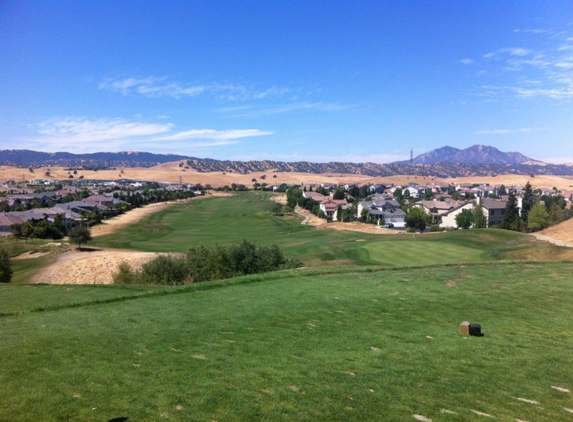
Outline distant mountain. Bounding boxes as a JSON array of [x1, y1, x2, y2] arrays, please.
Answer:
[[398, 145, 543, 165], [1, 147, 571, 178], [0, 150, 195, 168]]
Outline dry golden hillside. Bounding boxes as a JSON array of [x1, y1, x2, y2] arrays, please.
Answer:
[[539, 218, 573, 244], [2, 163, 573, 190]]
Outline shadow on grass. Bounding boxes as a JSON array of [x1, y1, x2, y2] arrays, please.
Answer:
[[75, 246, 102, 252]]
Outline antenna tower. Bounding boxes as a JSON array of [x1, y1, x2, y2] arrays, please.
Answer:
[[410, 148, 413, 165]]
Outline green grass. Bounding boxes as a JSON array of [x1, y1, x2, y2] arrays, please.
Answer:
[[92, 192, 573, 267], [3, 193, 573, 420], [1, 263, 572, 421]]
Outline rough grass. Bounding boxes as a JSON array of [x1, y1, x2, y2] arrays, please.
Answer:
[[1, 262, 572, 421]]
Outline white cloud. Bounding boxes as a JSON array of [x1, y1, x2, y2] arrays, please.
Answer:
[[35, 117, 172, 142], [24, 116, 272, 153], [220, 102, 355, 118], [470, 28, 573, 100], [99, 76, 290, 101], [512, 86, 573, 99], [484, 48, 532, 60], [153, 129, 273, 142], [459, 58, 474, 65], [474, 127, 547, 135]]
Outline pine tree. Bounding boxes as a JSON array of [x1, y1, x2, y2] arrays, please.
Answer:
[[0, 248, 12, 283], [500, 193, 521, 231]]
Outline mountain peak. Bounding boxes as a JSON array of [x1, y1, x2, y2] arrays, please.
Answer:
[[404, 145, 542, 165]]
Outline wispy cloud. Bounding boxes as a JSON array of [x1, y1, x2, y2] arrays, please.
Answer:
[[25, 116, 272, 153], [153, 129, 273, 142], [220, 102, 355, 118], [36, 117, 172, 141], [459, 58, 474, 65], [483, 47, 532, 59], [99, 76, 290, 101], [465, 28, 573, 100], [474, 127, 547, 135]]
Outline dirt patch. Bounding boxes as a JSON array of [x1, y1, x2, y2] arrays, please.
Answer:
[[31, 248, 160, 284]]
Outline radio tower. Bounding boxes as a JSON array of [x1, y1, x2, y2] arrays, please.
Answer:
[[410, 148, 413, 165]]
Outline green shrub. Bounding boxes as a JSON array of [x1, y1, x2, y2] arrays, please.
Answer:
[[112, 261, 137, 285], [139, 254, 189, 285], [113, 240, 302, 285]]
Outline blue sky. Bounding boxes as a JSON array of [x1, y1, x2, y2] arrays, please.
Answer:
[[1, 1, 572, 164]]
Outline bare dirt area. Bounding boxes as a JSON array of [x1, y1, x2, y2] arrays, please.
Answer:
[[31, 248, 160, 284], [539, 218, 573, 244]]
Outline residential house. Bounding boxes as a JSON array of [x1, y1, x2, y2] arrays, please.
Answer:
[[357, 197, 406, 227], [440, 202, 476, 228], [477, 197, 508, 227], [7, 193, 58, 209], [402, 186, 421, 198], [0, 212, 23, 236], [561, 190, 573, 202], [84, 194, 120, 208], [52, 200, 108, 223], [319, 199, 348, 221], [410, 200, 469, 224], [302, 191, 328, 202]]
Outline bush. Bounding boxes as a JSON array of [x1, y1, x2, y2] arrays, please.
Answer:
[[112, 261, 138, 285], [113, 240, 302, 285], [139, 254, 189, 285]]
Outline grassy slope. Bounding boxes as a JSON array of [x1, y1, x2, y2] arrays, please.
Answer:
[[91, 191, 573, 266], [1, 263, 572, 421], [3, 192, 573, 420]]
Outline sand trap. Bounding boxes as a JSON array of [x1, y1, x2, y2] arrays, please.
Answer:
[[31, 248, 160, 284]]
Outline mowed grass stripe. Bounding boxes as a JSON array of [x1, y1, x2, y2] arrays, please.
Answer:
[[1, 262, 572, 421]]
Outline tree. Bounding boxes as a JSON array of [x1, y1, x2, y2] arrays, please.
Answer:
[[286, 188, 303, 209], [69, 225, 92, 249], [521, 181, 536, 222], [336, 206, 342, 222], [360, 208, 370, 223], [472, 205, 488, 228], [332, 189, 345, 200], [0, 248, 12, 283], [341, 206, 354, 222], [405, 207, 431, 232], [527, 203, 550, 232], [500, 192, 521, 231], [455, 209, 473, 229]]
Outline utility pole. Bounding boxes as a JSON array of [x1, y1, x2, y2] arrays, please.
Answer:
[[410, 148, 413, 165]]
